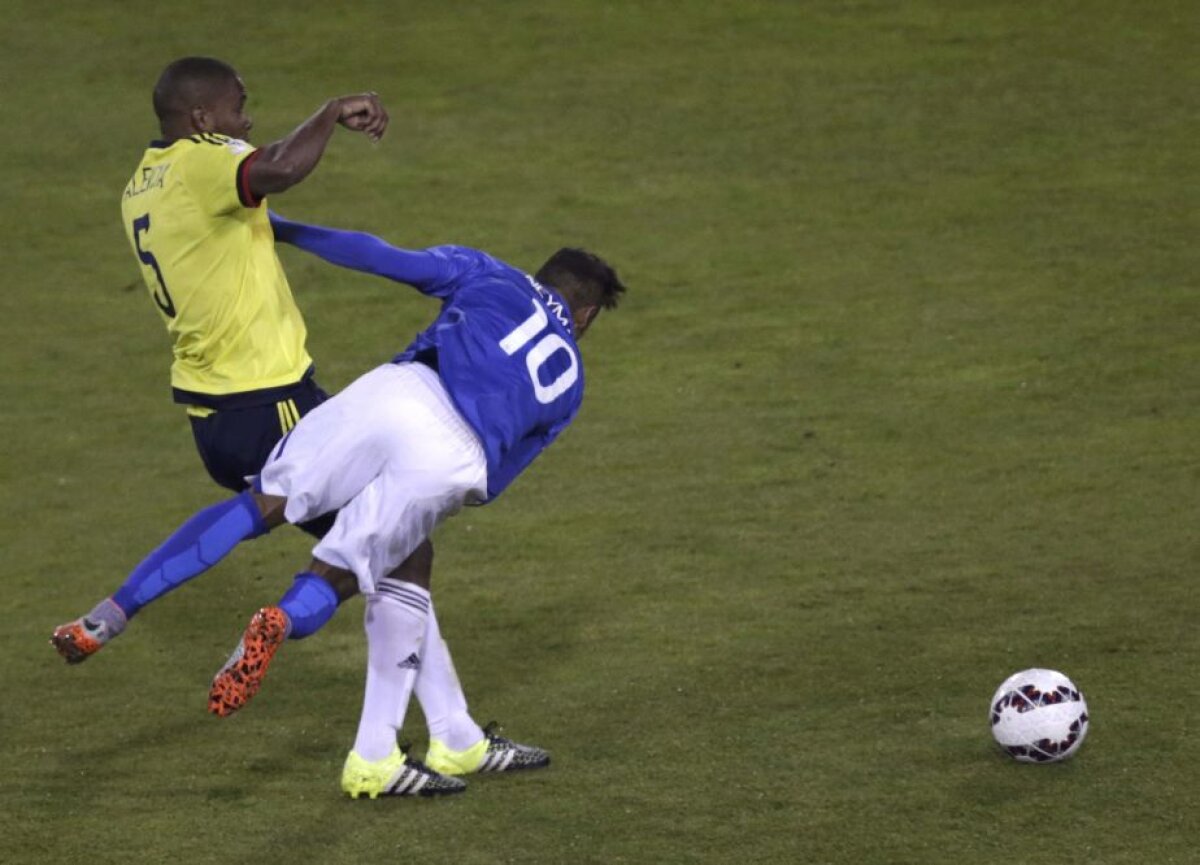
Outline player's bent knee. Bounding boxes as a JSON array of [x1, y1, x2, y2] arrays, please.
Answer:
[[252, 492, 289, 528], [308, 562, 359, 602], [330, 571, 359, 601]]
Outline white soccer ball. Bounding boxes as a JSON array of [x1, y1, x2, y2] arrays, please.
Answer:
[[989, 668, 1089, 763]]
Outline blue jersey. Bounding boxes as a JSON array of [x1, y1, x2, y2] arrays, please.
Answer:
[[268, 214, 583, 499]]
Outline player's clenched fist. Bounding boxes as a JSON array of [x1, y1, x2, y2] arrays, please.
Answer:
[[335, 92, 388, 142]]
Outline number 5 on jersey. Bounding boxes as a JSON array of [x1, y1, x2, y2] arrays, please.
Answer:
[[132, 214, 177, 317], [500, 298, 578, 404]]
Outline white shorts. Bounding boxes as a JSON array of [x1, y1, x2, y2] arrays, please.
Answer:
[[258, 362, 488, 593]]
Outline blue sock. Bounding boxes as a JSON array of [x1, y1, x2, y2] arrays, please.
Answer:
[[112, 491, 268, 618], [278, 572, 339, 639]]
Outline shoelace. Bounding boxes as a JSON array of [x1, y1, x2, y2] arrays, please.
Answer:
[[481, 720, 511, 746]]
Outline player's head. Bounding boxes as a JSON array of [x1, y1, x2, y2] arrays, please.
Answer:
[[535, 248, 626, 337], [153, 57, 253, 141]]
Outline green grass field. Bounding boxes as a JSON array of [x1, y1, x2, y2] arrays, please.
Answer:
[[2, 1, 1197, 862]]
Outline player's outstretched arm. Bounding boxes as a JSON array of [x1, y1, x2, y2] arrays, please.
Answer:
[[269, 212, 445, 289], [247, 93, 388, 199]]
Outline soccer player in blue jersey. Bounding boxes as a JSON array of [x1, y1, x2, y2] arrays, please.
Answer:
[[64, 215, 626, 797]]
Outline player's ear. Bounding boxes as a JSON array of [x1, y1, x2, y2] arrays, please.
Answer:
[[190, 105, 213, 133], [573, 304, 600, 336]]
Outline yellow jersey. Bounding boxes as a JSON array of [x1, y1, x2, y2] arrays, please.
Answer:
[[120, 133, 313, 409]]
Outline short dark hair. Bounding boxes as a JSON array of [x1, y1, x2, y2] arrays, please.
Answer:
[[535, 248, 626, 311], [152, 56, 239, 124]]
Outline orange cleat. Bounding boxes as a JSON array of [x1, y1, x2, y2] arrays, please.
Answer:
[[208, 606, 289, 717], [50, 618, 109, 664], [51, 601, 126, 664]]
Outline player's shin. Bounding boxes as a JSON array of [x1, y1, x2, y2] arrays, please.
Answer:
[[416, 604, 484, 751], [277, 572, 339, 638], [111, 491, 269, 619], [54, 491, 270, 664], [351, 582, 430, 762]]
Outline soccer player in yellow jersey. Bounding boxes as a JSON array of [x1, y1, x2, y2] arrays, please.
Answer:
[[120, 56, 387, 491], [55, 57, 392, 655]]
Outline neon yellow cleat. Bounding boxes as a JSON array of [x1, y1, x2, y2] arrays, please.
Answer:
[[426, 722, 551, 775], [341, 747, 466, 799]]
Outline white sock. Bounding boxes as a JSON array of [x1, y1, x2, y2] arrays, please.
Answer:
[[351, 581, 430, 762], [416, 603, 484, 751]]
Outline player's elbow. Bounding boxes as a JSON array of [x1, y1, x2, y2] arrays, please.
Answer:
[[247, 147, 311, 196]]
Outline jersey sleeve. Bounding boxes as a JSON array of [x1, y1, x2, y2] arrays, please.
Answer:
[[268, 213, 486, 297], [181, 135, 261, 216]]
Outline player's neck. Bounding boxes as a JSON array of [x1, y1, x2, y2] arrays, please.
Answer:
[[158, 120, 197, 143]]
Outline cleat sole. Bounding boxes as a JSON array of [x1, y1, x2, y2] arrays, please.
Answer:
[[208, 607, 288, 717]]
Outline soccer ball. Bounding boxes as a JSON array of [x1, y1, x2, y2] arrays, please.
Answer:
[[989, 668, 1089, 763]]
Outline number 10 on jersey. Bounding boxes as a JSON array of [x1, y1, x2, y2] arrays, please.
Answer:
[[500, 298, 578, 404]]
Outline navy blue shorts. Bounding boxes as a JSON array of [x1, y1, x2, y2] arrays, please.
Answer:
[[189, 377, 334, 538]]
